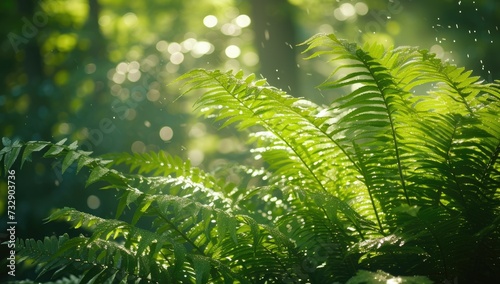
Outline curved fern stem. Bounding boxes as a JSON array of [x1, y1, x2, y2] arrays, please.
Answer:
[[210, 72, 330, 193], [360, 53, 411, 206], [353, 141, 384, 233], [155, 208, 206, 256]]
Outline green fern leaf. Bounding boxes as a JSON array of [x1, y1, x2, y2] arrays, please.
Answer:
[[1, 139, 22, 173], [192, 255, 211, 284], [86, 166, 110, 187], [21, 141, 50, 168]]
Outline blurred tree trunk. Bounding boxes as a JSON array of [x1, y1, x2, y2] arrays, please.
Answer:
[[250, 0, 299, 95], [17, 0, 52, 140], [85, 0, 109, 106], [86, 0, 106, 62]]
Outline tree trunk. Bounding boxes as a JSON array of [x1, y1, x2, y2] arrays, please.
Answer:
[[250, 0, 299, 95], [17, 0, 52, 140]]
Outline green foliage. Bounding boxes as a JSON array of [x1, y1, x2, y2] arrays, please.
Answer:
[[2, 33, 499, 283]]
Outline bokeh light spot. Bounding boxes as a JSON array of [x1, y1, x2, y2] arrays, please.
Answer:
[[116, 62, 128, 74], [235, 14, 251, 28], [188, 149, 204, 166], [170, 52, 184, 65], [191, 41, 214, 58], [355, 2, 369, 15], [112, 72, 126, 84], [159, 126, 174, 141], [203, 15, 218, 28], [167, 42, 182, 54], [181, 38, 197, 51], [430, 44, 445, 58], [126, 108, 137, 120], [221, 23, 241, 36], [127, 70, 141, 82], [319, 24, 334, 34], [123, 12, 138, 27], [225, 45, 241, 58], [340, 3, 356, 17], [128, 61, 140, 71], [85, 63, 96, 74], [131, 140, 146, 153], [98, 15, 111, 26], [57, 123, 71, 135], [242, 51, 259, 66], [334, 9, 347, 21], [147, 89, 161, 102], [156, 40, 168, 52], [87, 195, 101, 210]]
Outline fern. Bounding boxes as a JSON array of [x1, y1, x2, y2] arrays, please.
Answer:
[[2, 33, 499, 283]]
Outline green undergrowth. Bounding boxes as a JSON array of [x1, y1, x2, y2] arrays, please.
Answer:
[[1, 33, 499, 283]]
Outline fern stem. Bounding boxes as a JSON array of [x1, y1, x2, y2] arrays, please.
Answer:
[[480, 142, 500, 199], [211, 73, 330, 193], [444, 117, 467, 206], [363, 58, 411, 206], [357, 157, 384, 233], [156, 209, 206, 256]]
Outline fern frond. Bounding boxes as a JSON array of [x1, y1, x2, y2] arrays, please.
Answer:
[[178, 69, 364, 206], [303, 34, 417, 232], [16, 233, 170, 283]]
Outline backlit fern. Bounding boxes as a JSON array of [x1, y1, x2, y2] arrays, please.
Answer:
[[1, 33, 499, 283]]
